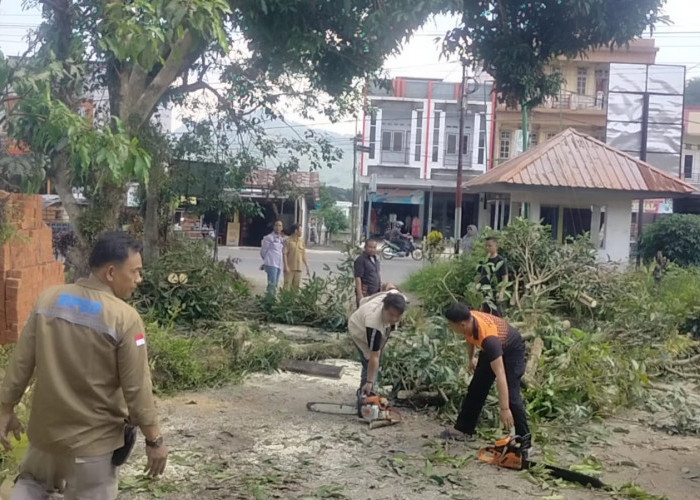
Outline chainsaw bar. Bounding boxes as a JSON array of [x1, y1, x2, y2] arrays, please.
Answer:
[[306, 401, 358, 416], [525, 461, 606, 489]]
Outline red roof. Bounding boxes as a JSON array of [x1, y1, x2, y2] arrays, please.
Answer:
[[466, 129, 696, 196]]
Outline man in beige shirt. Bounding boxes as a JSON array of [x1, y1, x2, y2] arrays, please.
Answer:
[[283, 224, 310, 290], [0, 231, 167, 500], [348, 288, 406, 400]]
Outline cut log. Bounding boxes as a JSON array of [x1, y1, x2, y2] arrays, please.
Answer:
[[523, 337, 545, 387], [578, 293, 598, 308], [288, 339, 357, 360], [278, 360, 344, 379], [369, 419, 399, 430]]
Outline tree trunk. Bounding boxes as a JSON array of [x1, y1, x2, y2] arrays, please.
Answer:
[[143, 160, 166, 263], [52, 162, 125, 279]]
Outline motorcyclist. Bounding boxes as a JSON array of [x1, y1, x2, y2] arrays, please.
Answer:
[[386, 222, 411, 255]]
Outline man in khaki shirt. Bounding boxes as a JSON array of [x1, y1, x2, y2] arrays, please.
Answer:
[[0, 231, 168, 500], [283, 224, 310, 290]]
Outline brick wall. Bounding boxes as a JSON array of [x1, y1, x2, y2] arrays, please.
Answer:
[[0, 192, 64, 344]]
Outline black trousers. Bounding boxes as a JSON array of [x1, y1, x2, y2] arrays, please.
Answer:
[[454, 342, 530, 437]]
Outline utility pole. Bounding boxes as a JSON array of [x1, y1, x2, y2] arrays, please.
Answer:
[[636, 93, 650, 266], [351, 133, 358, 246], [454, 65, 479, 249]]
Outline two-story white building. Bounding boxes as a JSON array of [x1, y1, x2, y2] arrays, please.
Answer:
[[358, 77, 492, 239]]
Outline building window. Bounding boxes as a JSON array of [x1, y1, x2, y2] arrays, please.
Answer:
[[369, 112, 377, 159], [529, 132, 538, 148], [478, 114, 486, 164], [461, 134, 470, 156], [432, 112, 441, 162], [393, 131, 403, 152], [414, 111, 423, 161], [381, 131, 392, 151], [594, 68, 609, 91], [446, 134, 457, 155], [545, 132, 557, 141], [381, 131, 405, 152], [577, 68, 588, 95], [685, 154, 694, 179], [500, 130, 512, 159]]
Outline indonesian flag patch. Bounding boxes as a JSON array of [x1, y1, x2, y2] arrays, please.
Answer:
[[135, 333, 146, 347]]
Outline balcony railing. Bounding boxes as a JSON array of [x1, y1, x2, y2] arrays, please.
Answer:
[[376, 148, 480, 169], [379, 148, 410, 166], [497, 92, 607, 112]]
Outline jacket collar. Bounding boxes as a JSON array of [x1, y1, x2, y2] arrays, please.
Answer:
[[77, 275, 116, 296]]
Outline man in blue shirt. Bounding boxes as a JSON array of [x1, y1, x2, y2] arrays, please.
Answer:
[[260, 220, 285, 295]]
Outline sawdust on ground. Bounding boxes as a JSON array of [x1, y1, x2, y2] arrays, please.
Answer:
[[118, 360, 700, 500]]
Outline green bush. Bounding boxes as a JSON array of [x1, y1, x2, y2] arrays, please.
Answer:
[[640, 214, 700, 266], [260, 243, 358, 331], [146, 321, 292, 393], [603, 265, 700, 341], [132, 240, 251, 324], [261, 275, 351, 331], [403, 253, 484, 313]]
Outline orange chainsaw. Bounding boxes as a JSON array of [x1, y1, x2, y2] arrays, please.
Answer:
[[306, 394, 403, 429], [477, 434, 605, 489]]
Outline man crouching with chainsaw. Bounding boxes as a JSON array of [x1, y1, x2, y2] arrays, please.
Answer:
[[348, 286, 407, 412], [440, 302, 530, 442]]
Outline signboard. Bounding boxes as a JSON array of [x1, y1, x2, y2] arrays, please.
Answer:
[[606, 63, 685, 176], [631, 198, 673, 214], [369, 189, 424, 205]]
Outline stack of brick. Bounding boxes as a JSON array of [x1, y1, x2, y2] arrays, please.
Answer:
[[0, 192, 64, 344]]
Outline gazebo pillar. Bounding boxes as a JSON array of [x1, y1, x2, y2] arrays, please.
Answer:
[[529, 200, 541, 223], [590, 205, 602, 248]]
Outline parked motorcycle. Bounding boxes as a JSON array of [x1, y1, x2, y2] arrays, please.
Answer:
[[381, 237, 423, 261]]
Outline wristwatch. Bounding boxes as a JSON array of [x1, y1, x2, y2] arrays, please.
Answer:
[[145, 436, 164, 448]]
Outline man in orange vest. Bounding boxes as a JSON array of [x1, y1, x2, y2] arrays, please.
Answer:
[[439, 302, 529, 441]]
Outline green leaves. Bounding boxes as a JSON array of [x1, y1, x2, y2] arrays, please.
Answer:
[[99, 0, 231, 70], [443, 0, 666, 107]]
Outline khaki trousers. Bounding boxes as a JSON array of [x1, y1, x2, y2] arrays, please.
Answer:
[[10, 445, 118, 500], [284, 270, 302, 289]]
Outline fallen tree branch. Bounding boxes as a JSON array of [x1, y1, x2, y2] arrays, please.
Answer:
[[664, 366, 700, 380], [670, 354, 700, 367], [523, 337, 544, 387]]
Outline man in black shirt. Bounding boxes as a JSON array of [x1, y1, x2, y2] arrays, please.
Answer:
[[354, 240, 381, 307], [478, 237, 509, 317]]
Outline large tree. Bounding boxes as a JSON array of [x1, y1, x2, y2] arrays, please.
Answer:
[[1, 0, 668, 268], [1, 0, 446, 268], [686, 78, 700, 107]]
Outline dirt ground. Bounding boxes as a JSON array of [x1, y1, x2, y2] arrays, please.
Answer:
[[118, 359, 700, 500]]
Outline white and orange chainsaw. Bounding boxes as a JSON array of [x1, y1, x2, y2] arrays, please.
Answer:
[[306, 393, 403, 430]]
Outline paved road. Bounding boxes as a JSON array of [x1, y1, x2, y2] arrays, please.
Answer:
[[218, 246, 426, 293]]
